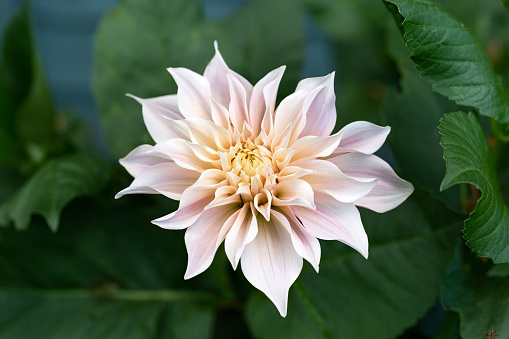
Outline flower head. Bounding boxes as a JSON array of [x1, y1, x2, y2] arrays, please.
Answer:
[[116, 42, 414, 316]]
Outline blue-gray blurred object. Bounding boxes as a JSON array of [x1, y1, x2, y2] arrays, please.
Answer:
[[0, 0, 333, 154]]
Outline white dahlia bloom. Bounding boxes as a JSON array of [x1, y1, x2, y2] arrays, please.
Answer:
[[116, 42, 413, 316]]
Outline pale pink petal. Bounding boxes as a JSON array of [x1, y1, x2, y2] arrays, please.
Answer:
[[203, 41, 253, 108], [210, 98, 231, 131], [254, 188, 272, 221], [241, 214, 303, 317], [119, 144, 167, 177], [184, 204, 240, 279], [272, 179, 315, 209], [151, 139, 217, 172], [167, 67, 212, 120], [249, 66, 285, 136], [333, 121, 390, 155], [295, 159, 377, 203], [183, 118, 224, 150], [115, 162, 199, 200], [128, 94, 185, 143], [290, 130, 343, 162], [272, 208, 321, 272], [296, 73, 336, 137], [273, 86, 323, 143], [293, 192, 368, 258], [330, 153, 414, 212], [228, 74, 250, 132], [225, 203, 258, 270]]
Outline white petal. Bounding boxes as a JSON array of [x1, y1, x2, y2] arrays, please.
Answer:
[[210, 98, 231, 131], [272, 179, 315, 209], [115, 162, 199, 200], [290, 130, 343, 162], [152, 186, 216, 230], [296, 72, 336, 137], [128, 94, 184, 143], [241, 214, 303, 317], [225, 203, 258, 270], [119, 144, 167, 177], [330, 153, 414, 212], [333, 121, 390, 154], [184, 204, 239, 279], [272, 208, 321, 272], [249, 66, 285, 136], [151, 139, 217, 172], [292, 192, 369, 258], [203, 41, 253, 108], [295, 159, 377, 203], [168, 67, 212, 120], [228, 74, 250, 132]]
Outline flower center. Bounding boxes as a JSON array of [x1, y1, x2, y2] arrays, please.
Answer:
[[232, 148, 264, 177]]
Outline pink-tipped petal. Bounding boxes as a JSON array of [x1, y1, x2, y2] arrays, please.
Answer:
[[184, 204, 240, 279], [293, 192, 369, 259], [115, 162, 199, 200], [225, 203, 258, 270], [204, 41, 253, 108], [297, 73, 336, 137], [296, 159, 377, 203], [241, 214, 303, 317], [168, 67, 212, 120], [272, 208, 321, 272], [249, 66, 285, 136], [119, 144, 167, 177], [330, 153, 414, 212], [334, 121, 390, 154]]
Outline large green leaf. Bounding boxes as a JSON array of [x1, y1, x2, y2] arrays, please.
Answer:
[[0, 153, 112, 231], [93, 0, 305, 159], [0, 202, 217, 338], [246, 188, 462, 339], [439, 112, 509, 263], [442, 270, 509, 339], [0, 1, 56, 163], [384, 0, 509, 122]]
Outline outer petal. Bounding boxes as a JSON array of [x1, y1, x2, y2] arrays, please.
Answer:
[[204, 41, 253, 108], [241, 214, 303, 317], [184, 204, 240, 279], [330, 153, 414, 212], [293, 192, 369, 258], [115, 162, 199, 200], [228, 75, 250, 132], [296, 72, 336, 137], [295, 159, 377, 203], [272, 179, 315, 209], [224, 203, 258, 270], [272, 208, 321, 272], [249, 66, 285, 136], [128, 94, 185, 143], [167, 67, 212, 120], [119, 144, 167, 177], [333, 121, 390, 155], [151, 139, 219, 172]]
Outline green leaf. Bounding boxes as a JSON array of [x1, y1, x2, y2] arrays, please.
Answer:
[[0, 2, 56, 164], [439, 112, 509, 263], [488, 263, 509, 277], [0, 153, 112, 231], [246, 188, 462, 339], [442, 270, 509, 339], [0, 203, 217, 338], [0, 291, 215, 339], [384, 0, 509, 122]]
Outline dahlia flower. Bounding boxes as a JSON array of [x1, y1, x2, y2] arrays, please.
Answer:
[[116, 42, 413, 316]]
